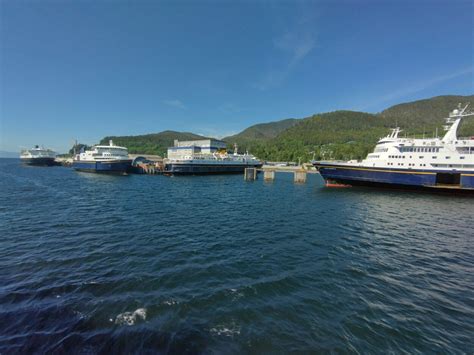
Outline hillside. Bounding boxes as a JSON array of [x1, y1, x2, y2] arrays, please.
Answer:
[[100, 131, 208, 156], [223, 118, 299, 145], [242, 111, 388, 162], [228, 95, 474, 162], [380, 95, 474, 135]]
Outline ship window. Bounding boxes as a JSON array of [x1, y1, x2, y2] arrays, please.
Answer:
[[419, 156, 424, 159], [446, 157, 450, 159], [432, 156, 437, 159], [461, 157, 465, 160]]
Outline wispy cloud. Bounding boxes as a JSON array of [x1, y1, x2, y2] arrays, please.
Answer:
[[163, 99, 186, 109], [254, 7, 318, 91], [273, 31, 316, 68], [361, 66, 474, 111]]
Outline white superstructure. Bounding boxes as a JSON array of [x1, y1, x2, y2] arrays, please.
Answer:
[[345, 104, 474, 171], [74, 140, 130, 162]]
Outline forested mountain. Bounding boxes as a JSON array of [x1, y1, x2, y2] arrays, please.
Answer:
[[226, 95, 474, 162], [380, 95, 474, 133], [92, 95, 474, 161], [99, 131, 208, 156], [223, 118, 299, 144]]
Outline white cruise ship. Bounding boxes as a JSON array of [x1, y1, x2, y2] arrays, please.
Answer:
[[313, 104, 474, 191], [20, 146, 57, 166], [164, 139, 262, 175]]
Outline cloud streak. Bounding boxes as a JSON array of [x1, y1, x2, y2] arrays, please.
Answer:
[[273, 31, 316, 68], [163, 99, 186, 109], [254, 8, 318, 91], [362, 66, 474, 111]]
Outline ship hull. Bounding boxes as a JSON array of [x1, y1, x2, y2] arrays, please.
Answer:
[[313, 162, 474, 192], [72, 160, 132, 174], [21, 157, 57, 166], [164, 162, 263, 175]]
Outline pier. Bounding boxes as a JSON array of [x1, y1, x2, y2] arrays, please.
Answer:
[[245, 164, 319, 183]]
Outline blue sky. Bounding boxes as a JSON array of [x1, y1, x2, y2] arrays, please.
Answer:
[[1, 0, 473, 153]]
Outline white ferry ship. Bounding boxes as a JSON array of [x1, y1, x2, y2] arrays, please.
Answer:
[[20, 145, 57, 166], [313, 104, 474, 192], [164, 139, 262, 175], [72, 140, 132, 174]]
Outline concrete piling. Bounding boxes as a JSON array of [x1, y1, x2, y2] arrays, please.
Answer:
[[244, 168, 257, 181], [294, 170, 307, 183], [264, 170, 275, 182]]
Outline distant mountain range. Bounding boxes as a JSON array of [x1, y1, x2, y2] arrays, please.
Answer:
[[95, 94, 474, 161]]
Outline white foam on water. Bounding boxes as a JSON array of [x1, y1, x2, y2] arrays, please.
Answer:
[[210, 321, 241, 337], [114, 307, 147, 326], [163, 300, 178, 306], [73, 310, 86, 319], [228, 288, 244, 301]]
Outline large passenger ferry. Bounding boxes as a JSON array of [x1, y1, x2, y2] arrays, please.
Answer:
[[164, 139, 262, 175], [72, 140, 132, 174], [20, 146, 57, 166], [313, 104, 474, 192]]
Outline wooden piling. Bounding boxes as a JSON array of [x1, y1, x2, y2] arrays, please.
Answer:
[[244, 168, 257, 181], [294, 170, 307, 183]]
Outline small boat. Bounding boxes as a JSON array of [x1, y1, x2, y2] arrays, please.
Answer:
[[72, 140, 132, 174], [20, 145, 57, 166], [313, 104, 474, 192], [164, 139, 262, 175]]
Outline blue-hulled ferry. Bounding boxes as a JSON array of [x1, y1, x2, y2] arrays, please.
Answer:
[[313, 104, 474, 192], [72, 140, 132, 174]]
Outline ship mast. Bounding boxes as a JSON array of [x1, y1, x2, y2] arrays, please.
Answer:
[[442, 103, 474, 142]]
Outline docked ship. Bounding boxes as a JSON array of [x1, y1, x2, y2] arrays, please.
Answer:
[[164, 139, 262, 175], [313, 104, 474, 192], [72, 140, 132, 174], [20, 145, 57, 166]]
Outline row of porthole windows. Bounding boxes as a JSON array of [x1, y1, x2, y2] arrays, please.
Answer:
[[389, 155, 455, 160], [387, 162, 427, 167], [400, 147, 440, 153]]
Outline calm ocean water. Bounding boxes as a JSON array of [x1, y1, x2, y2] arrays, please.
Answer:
[[0, 158, 473, 353]]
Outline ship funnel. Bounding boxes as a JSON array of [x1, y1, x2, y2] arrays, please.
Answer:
[[109, 140, 113, 146]]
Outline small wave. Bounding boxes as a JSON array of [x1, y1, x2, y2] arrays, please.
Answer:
[[113, 308, 147, 326], [163, 300, 178, 306], [210, 322, 241, 337]]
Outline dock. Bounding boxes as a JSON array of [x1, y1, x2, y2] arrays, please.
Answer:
[[245, 164, 319, 183]]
